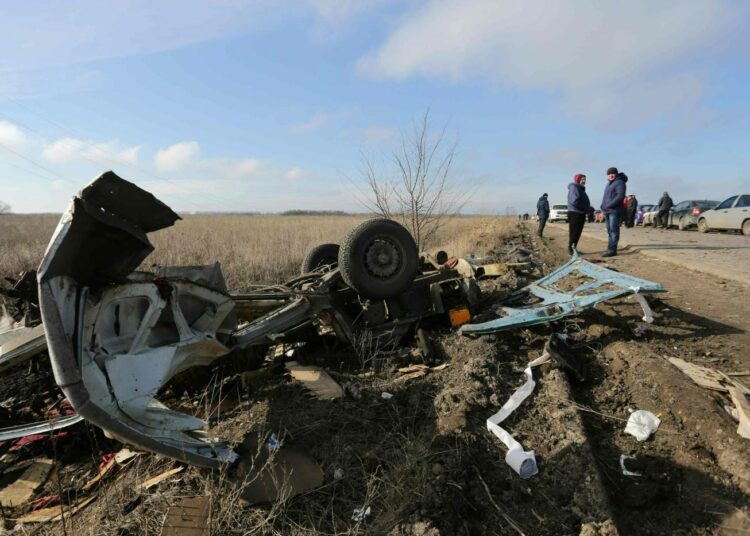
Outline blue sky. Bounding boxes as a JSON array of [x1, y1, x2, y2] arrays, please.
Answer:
[[0, 0, 748, 214]]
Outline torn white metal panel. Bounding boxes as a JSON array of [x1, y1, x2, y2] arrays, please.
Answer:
[[38, 171, 238, 468]]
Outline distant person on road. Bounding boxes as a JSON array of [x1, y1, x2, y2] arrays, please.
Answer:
[[567, 173, 590, 254], [536, 193, 550, 237], [656, 191, 674, 229], [600, 167, 627, 257], [625, 194, 638, 228]]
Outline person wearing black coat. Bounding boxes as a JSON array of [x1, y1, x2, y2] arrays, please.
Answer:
[[600, 167, 627, 257], [536, 193, 550, 237], [567, 174, 590, 254], [625, 194, 638, 228], [656, 192, 674, 229]]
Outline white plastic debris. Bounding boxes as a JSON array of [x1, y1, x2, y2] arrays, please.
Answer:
[[624, 410, 661, 441], [486, 352, 551, 479], [629, 287, 654, 323], [619, 455, 642, 477], [352, 506, 371, 522], [334, 467, 345, 480], [381, 392, 393, 400]]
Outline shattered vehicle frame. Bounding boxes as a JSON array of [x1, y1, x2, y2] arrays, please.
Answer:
[[38, 172, 480, 468], [460, 253, 665, 335]]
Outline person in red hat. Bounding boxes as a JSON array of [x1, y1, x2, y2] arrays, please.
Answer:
[[567, 173, 590, 254]]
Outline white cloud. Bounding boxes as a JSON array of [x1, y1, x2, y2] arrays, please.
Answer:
[[284, 167, 306, 180], [290, 112, 329, 133], [155, 141, 200, 172], [307, 0, 394, 39], [155, 141, 262, 179], [0, 121, 28, 151], [358, 0, 742, 126], [361, 126, 397, 144], [42, 137, 141, 166]]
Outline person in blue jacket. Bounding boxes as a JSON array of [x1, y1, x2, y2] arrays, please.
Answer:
[[567, 173, 590, 254], [536, 193, 550, 237], [600, 168, 628, 257]]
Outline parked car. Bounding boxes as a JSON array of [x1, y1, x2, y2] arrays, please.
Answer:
[[668, 200, 720, 230], [636, 204, 654, 225], [642, 206, 661, 227], [549, 204, 568, 223], [697, 194, 750, 235]]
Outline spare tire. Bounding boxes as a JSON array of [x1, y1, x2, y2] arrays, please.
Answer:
[[339, 219, 418, 300], [300, 243, 340, 274]]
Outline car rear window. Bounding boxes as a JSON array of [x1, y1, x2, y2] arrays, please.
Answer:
[[552, 205, 567, 210], [695, 200, 719, 208]]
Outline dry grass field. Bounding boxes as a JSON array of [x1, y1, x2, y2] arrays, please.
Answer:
[[0, 214, 515, 288]]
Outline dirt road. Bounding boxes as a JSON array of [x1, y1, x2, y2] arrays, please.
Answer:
[[547, 222, 750, 286]]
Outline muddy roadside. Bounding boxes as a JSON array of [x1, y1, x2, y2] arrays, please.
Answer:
[[2, 219, 748, 535], [538, 224, 750, 535]]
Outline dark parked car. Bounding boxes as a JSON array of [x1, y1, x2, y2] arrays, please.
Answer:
[[669, 200, 720, 230]]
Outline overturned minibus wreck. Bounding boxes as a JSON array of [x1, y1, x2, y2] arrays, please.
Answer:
[[37, 172, 665, 469], [37, 172, 482, 467]]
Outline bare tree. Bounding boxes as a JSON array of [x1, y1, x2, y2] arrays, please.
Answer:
[[360, 110, 473, 251], [0, 201, 10, 215]]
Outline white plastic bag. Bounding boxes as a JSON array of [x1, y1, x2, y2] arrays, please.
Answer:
[[624, 410, 660, 441]]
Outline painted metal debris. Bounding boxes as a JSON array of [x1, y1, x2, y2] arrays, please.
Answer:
[[461, 252, 665, 335]]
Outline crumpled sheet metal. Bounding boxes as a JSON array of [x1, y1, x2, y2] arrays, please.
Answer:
[[461, 253, 665, 335], [38, 171, 237, 468]]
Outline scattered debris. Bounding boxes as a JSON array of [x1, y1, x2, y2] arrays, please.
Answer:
[[160, 496, 210, 536], [461, 252, 665, 335], [15, 495, 96, 524], [0, 458, 54, 507], [381, 392, 393, 400], [545, 333, 586, 382], [82, 453, 118, 491], [728, 386, 750, 439], [234, 433, 323, 505], [669, 357, 728, 391], [352, 506, 372, 522], [286, 361, 344, 400], [334, 467, 344, 480], [624, 410, 661, 442], [486, 352, 551, 479], [138, 466, 185, 491], [619, 455, 642, 477]]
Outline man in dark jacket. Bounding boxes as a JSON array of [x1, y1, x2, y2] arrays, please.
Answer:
[[625, 194, 638, 228], [656, 192, 673, 229], [536, 193, 549, 237], [600, 167, 627, 257], [567, 173, 590, 254]]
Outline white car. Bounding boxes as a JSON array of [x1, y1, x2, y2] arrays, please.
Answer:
[[697, 194, 750, 235], [549, 204, 568, 223]]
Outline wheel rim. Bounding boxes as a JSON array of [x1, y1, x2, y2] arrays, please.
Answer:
[[364, 238, 401, 278]]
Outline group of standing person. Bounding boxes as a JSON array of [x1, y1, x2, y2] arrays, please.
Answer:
[[536, 166, 629, 257]]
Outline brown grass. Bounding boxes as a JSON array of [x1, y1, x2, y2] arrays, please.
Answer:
[[0, 214, 517, 289]]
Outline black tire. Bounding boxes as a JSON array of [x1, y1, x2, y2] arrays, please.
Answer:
[[300, 243, 340, 274], [338, 219, 418, 300]]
